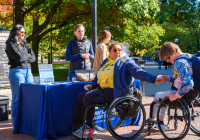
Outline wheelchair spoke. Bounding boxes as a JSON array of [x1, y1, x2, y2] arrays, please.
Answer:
[[190, 104, 200, 135], [157, 98, 190, 140], [106, 97, 146, 140]]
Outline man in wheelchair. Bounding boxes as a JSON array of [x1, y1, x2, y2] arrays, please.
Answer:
[[148, 42, 199, 131], [72, 42, 163, 138]]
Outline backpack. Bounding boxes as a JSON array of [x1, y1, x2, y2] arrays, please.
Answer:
[[117, 86, 143, 118], [191, 51, 200, 94]]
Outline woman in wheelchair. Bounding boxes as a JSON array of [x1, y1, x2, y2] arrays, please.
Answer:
[[148, 42, 199, 131], [72, 42, 162, 138]]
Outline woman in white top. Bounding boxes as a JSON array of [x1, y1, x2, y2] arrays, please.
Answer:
[[93, 30, 111, 70]]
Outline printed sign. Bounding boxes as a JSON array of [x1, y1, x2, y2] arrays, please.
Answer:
[[0, 30, 10, 85], [38, 64, 54, 83], [122, 43, 129, 56]]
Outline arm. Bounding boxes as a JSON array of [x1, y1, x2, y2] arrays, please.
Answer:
[[65, 41, 82, 61], [26, 44, 35, 63], [127, 60, 156, 83], [6, 41, 30, 63], [89, 41, 94, 60], [174, 60, 193, 97]]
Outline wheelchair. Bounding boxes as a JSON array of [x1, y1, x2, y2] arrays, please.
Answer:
[[147, 96, 200, 140], [73, 95, 146, 140]]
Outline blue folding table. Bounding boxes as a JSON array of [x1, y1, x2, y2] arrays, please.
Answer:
[[14, 80, 140, 140]]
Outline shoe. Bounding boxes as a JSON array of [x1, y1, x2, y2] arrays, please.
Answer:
[[72, 126, 97, 138], [153, 121, 170, 130], [159, 121, 170, 130]]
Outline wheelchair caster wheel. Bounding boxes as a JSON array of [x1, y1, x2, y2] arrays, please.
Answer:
[[174, 121, 178, 130], [85, 137, 93, 140], [147, 127, 151, 135]]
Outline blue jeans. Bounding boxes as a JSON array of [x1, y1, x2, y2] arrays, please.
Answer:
[[9, 68, 33, 125], [68, 72, 76, 81], [158, 62, 162, 69]]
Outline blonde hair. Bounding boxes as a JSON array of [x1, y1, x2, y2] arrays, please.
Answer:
[[98, 30, 111, 43], [159, 42, 182, 60], [74, 24, 85, 32]]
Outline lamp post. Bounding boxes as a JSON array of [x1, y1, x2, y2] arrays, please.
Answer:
[[92, 0, 97, 54]]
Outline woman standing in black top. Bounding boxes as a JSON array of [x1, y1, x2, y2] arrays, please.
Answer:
[[5, 24, 35, 129]]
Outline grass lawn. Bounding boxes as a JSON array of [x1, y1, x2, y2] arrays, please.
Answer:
[[33, 63, 70, 81]]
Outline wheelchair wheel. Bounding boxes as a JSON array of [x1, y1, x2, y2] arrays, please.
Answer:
[[93, 119, 124, 132], [157, 98, 191, 140], [93, 98, 124, 132], [106, 96, 146, 140], [190, 101, 200, 135]]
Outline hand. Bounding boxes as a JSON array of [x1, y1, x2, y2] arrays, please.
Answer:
[[81, 54, 86, 59], [82, 53, 90, 59], [85, 54, 90, 59], [161, 75, 168, 82], [155, 75, 163, 84], [167, 93, 178, 101], [28, 53, 31, 57], [84, 84, 92, 91]]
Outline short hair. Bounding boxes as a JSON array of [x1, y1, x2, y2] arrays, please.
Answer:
[[6, 24, 27, 47], [98, 30, 111, 43], [108, 42, 122, 51], [74, 24, 85, 32], [159, 42, 182, 60]]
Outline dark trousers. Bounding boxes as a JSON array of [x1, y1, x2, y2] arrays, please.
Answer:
[[73, 88, 114, 128]]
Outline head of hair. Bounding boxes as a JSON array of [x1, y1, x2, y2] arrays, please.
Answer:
[[6, 24, 27, 46], [159, 42, 182, 60], [74, 24, 85, 32], [98, 30, 111, 43], [108, 42, 122, 52]]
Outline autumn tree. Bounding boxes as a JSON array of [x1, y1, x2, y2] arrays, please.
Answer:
[[0, 0, 13, 28]]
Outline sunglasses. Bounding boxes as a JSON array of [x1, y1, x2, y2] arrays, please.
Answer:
[[164, 54, 171, 61], [113, 48, 122, 53], [18, 31, 26, 34]]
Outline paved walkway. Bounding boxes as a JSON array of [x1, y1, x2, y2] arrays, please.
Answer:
[[0, 61, 199, 140]]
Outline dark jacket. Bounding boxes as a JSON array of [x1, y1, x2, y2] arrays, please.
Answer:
[[5, 40, 35, 69], [65, 37, 94, 72], [91, 56, 156, 99]]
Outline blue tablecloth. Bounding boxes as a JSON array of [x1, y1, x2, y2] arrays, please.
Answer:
[[14, 80, 140, 140]]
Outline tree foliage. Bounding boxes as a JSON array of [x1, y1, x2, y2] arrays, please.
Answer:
[[0, 0, 13, 28]]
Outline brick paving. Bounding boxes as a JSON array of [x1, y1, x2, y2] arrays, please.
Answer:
[[1, 62, 200, 140], [0, 96, 199, 140]]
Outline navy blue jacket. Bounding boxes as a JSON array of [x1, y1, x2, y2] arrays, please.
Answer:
[[65, 37, 94, 72], [91, 56, 156, 99]]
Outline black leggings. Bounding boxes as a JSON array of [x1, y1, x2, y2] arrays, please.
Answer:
[[73, 88, 114, 128]]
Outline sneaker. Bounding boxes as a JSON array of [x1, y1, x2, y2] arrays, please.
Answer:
[[153, 121, 170, 130], [159, 121, 170, 130], [72, 126, 97, 138]]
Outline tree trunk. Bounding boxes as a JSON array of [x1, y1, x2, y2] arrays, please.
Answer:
[[48, 53, 51, 64], [31, 14, 40, 74], [31, 38, 40, 74], [41, 55, 43, 63], [15, 0, 24, 25]]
